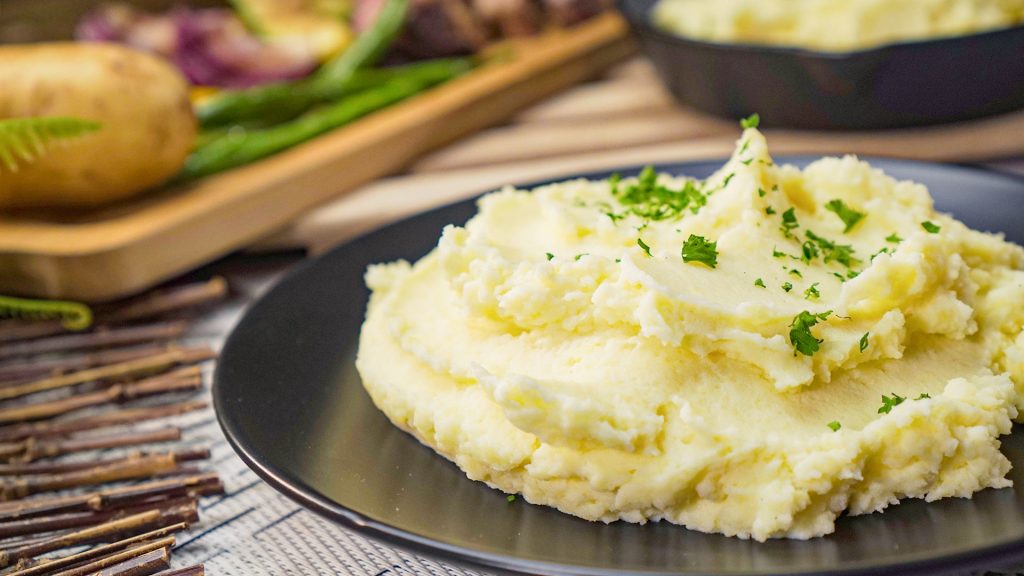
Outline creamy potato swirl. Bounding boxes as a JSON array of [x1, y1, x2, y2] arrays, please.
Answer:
[[357, 128, 1024, 540]]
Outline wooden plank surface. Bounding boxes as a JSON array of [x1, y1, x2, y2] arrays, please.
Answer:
[[262, 58, 1024, 254], [0, 13, 634, 301]]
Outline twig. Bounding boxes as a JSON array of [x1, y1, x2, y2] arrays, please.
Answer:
[[0, 401, 208, 443], [0, 474, 222, 522], [0, 428, 183, 465], [0, 449, 208, 477], [0, 323, 189, 362], [1, 453, 182, 500], [0, 346, 173, 387], [0, 368, 202, 425], [0, 496, 196, 539], [0, 348, 214, 403], [152, 566, 203, 576], [61, 546, 171, 576], [0, 510, 162, 567], [97, 278, 228, 325], [7, 524, 186, 576]]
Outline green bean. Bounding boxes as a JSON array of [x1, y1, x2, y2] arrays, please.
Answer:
[[196, 0, 409, 128], [182, 79, 427, 179]]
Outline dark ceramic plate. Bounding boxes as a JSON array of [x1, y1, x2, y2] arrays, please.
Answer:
[[215, 158, 1024, 576], [617, 0, 1024, 130]]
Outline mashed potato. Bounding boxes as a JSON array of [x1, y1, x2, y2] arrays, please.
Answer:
[[356, 125, 1024, 540], [652, 0, 1024, 51]]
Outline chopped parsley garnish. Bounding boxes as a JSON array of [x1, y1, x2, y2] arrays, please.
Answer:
[[801, 240, 820, 264], [740, 158, 754, 166], [740, 139, 751, 154], [804, 282, 821, 300], [847, 269, 860, 279], [827, 421, 841, 432], [681, 235, 718, 268], [871, 247, 892, 261], [604, 211, 625, 223], [922, 221, 941, 234], [608, 173, 621, 195], [722, 172, 736, 188], [575, 253, 588, 261], [637, 238, 652, 257], [506, 494, 516, 503], [833, 272, 847, 282], [613, 166, 707, 221], [789, 269, 803, 278], [780, 208, 799, 238], [859, 333, 869, 352], [805, 230, 858, 268], [825, 199, 866, 233], [886, 233, 903, 244], [754, 278, 766, 288], [915, 393, 931, 400], [878, 393, 905, 414], [545, 252, 554, 261], [758, 188, 767, 198], [765, 206, 777, 215], [740, 113, 760, 129], [772, 247, 788, 258], [789, 310, 831, 357], [782, 282, 794, 292]]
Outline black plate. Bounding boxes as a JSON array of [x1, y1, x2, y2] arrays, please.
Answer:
[[616, 0, 1024, 130], [215, 158, 1024, 576]]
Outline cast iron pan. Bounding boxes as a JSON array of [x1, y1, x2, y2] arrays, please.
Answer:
[[617, 0, 1024, 130], [215, 158, 1024, 576]]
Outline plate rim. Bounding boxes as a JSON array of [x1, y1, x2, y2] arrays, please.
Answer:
[[214, 157, 1024, 576]]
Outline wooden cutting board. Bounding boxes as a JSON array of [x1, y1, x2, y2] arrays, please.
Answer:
[[0, 13, 635, 302]]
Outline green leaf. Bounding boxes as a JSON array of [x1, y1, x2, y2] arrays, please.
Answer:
[[825, 199, 866, 233], [780, 208, 799, 238], [859, 332, 869, 352], [637, 238, 652, 257], [545, 252, 555, 261], [804, 282, 821, 300], [0, 295, 93, 331], [506, 494, 516, 503], [612, 168, 707, 221], [740, 113, 760, 129], [921, 221, 941, 234], [681, 235, 718, 268], [885, 233, 903, 244], [782, 282, 794, 292], [789, 310, 829, 356], [878, 393, 905, 414], [827, 421, 841, 432], [754, 278, 766, 288], [915, 393, 931, 400], [0, 117, 101, 172]]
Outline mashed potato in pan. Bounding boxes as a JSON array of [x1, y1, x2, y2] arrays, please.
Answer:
[[652, 0, 1024, 51], [356, 124, 1024, 541]]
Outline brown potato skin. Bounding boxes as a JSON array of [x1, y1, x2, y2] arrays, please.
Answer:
[[0, 43, 196, 209]]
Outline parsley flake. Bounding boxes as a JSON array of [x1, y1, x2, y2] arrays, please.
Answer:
[[545, 252, 554, 261], [922, 221, 941, 234], [765, 206, 777, 215], [801, 240, 820, 264], [782, 282, 794, 292], [613, 167, 707, 221], [805, 230, 859, 268], [915, 393, 931, 400], [722, 173, 736, 188], [507, 494, 516, 503], [825, 199, 866, 233], [682, 235, 718, 268], [754, 278, 766, 288], [780, 208, 799, 238], [740, 158, 754, 166], [637, 238, 652, 257], [804, 282, 821, 300], [859, 333, 869, 352], [789, 310, 831, 357], [789, 269, 803, 278], [886, 233, 903, 244], [758, 188, 767, 198], [878, 393, 905, 414], [740, 113, 760, 129], [827, 421, 841, 432], [773, 247, 788, 258], [575, 253, 588, 261]]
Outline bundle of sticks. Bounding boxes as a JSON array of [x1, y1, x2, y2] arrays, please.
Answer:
[[0, 278, 231, 576]]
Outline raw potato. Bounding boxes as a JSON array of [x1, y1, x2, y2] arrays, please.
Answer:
[[0, 43, 196, 209]]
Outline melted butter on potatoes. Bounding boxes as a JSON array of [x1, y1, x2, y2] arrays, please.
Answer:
[[356, 127, 1024, 541]]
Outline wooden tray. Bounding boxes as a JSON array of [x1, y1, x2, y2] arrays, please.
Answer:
[[0, 13, 634, 302]]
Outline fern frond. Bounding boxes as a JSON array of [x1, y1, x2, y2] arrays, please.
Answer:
[[0, 295, 93, 331], [0, 117, 102, 173]]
